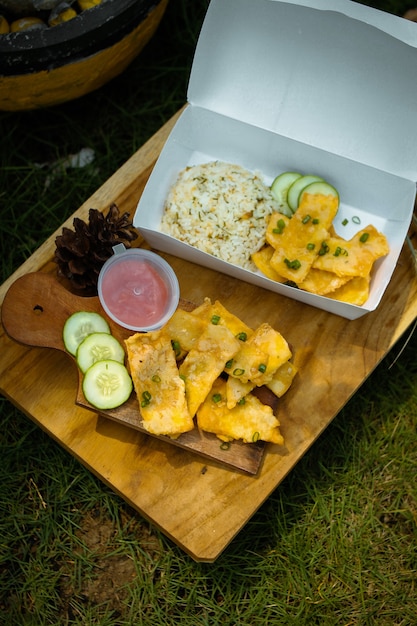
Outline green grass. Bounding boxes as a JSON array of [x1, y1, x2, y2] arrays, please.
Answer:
[[0, 0, 205, 281], [1, 0, 417, 624]]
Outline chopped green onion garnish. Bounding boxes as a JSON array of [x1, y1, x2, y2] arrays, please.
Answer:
[[312, 218, 319, 224], [258, 363, 267, 374], [211, 315, 221, 325], [220, 441, 231, 451], [352, 216, 361, 224], [318, 242, 329, 256], [302, 215, 311, 224], [141, 390, 152, 407], [212, 393, 222, 403], [284, 258, 301, 270], [360, 232, 369, 243], [273, 218, 286, 234], [171, 340, 181, 357], [306, 243, 315, 251], [333, 246, 348, 257], [237, 397, 246, 405], [342, 218, 349, 226], [252, 432, 260, 442], [225, 359, 233, 369], [236, 332, 247, 342], [233, 368, 245, 376], [151, 374, 161, 383]]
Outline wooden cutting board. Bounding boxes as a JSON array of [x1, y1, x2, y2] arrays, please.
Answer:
[[1, 271, 268, 475], [1, 108, 417, 562]]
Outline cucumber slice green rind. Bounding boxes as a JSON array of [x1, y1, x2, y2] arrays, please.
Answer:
[[76, 332, 125, 374], [298, 181, 339, 204], [287, 174, 324, 212], [271, 171, 302, 216], [63, 311, 110, 356], [82, 360, 133, 410]]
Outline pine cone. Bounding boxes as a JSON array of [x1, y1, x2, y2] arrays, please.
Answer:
[[54, 203, 138, 294]]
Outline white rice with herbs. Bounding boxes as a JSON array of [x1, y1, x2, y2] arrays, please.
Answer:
[[160, 161, 280, 271]]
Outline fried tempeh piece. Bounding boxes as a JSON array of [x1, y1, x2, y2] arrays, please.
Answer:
[[298, 268, 352, 295], [252, 244, 287, 282], [266, 360, 298, 398], [125, 332, 194, 437], [324, 275, 371, 306], [228, 322, 292, 385], [265, 213, 291, 249], [269, 192, 339, 282], [312, 225, 389, 278], [226, 376, 255, 409], [192, 298, 253, 338], [197, 378, 284, 445], [179, 322, 241, 417], [163, 308, 206, 359]]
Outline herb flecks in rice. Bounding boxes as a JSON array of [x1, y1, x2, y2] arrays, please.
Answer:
[[160, 161, 279, 271]]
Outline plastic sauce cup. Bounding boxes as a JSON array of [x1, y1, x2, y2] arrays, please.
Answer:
[[98, 245, 180, 332]]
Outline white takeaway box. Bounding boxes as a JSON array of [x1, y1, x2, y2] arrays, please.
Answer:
[[134, 0, 417, 320]]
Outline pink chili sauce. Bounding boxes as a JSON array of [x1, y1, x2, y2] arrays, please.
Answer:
[[101, 258, 169, 328]]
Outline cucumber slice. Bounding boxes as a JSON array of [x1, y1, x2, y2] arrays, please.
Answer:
[[298, 180, 339, 204], [82, 360, 132, 410], [270, 171, 302, 216], [76, 332, 125, 374], [63, 311, 111, 356], [287, 174, 324, 212]]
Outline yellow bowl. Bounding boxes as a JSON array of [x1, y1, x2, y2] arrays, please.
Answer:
[[0, 0, 169, 110]]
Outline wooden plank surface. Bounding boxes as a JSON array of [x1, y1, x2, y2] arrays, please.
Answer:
[[1, 108, 417, 562]]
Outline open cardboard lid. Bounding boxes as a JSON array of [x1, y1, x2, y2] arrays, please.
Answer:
[[188, 0, 417, 181]]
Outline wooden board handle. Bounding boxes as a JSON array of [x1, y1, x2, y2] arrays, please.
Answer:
[[1, 272, 103, 351]]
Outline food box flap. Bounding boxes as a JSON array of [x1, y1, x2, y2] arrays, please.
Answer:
[[188, 0, 417, 181]]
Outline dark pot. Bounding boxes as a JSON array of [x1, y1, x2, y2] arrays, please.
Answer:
[[0, 0, 168, 110]]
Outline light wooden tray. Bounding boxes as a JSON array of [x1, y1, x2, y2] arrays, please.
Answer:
[[1, 108, 417, 562]]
